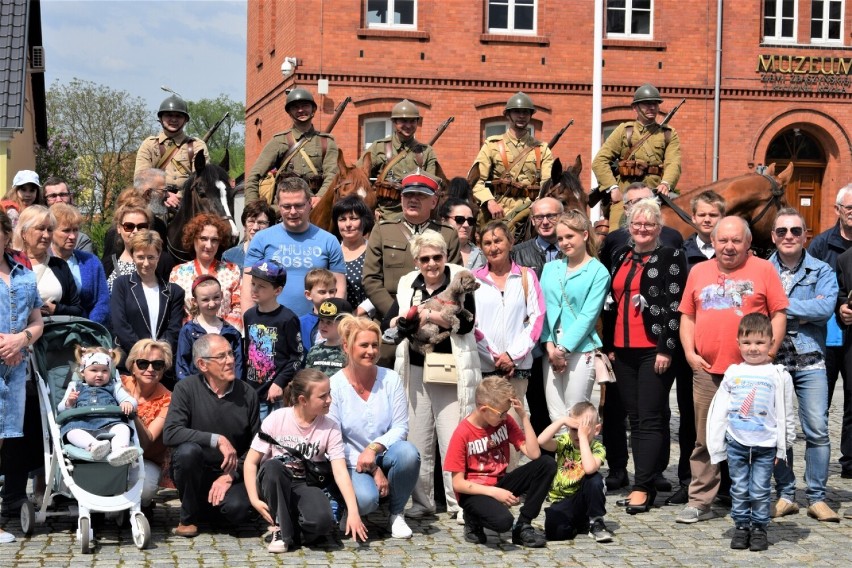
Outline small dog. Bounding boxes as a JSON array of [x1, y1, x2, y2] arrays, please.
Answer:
[[408, 270, 480, 355]]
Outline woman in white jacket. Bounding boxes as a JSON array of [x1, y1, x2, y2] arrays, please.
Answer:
[[382, 230, 481, 520]]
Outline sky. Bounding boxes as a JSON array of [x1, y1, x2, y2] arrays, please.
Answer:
[[41, 0, 247, 112]]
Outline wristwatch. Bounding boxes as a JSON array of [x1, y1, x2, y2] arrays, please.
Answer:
[[367, 442, 382, 453], [24, 330, 33, 345], [556, 345, 568, 354]]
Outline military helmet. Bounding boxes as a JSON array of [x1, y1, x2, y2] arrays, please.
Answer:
[[504, 92, 536, 114], [285, 88, 317, 112], [158, 95, 190, 120], [632, 84, 663, 105], [391, 99, 421, 119]]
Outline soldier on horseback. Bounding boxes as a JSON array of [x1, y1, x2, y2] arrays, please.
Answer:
[[359, 99, 437, 221], [592, 84, 681, 226], [135, 94, 210, 208], [244, 88, 340, 207], [471, 92, 554, 226]]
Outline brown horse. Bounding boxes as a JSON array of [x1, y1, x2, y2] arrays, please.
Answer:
[[661, 162, 794, 254], [310, 149, 376, 232]]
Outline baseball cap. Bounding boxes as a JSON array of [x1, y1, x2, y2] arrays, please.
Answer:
[[318, 298, 354, 320], [250, 260, 287, 286], [401, 172, 439, 196], [13, 170, 40, 187]]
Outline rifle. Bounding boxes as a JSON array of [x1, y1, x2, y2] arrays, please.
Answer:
[[660, 98, 686, 128], [324, 96, 352, 133], [428, 116, 454, 147], [547, 118, 574, 150], [201, 112, 230, 144]]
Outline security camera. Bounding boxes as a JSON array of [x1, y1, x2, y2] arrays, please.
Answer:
[[281, 57, 298, 78]]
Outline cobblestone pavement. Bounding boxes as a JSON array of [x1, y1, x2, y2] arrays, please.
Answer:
[[2, 383, 851, 567]]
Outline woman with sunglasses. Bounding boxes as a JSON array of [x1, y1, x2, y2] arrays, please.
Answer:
[[601, 198, 687, 514], [382, 230, 480, 521], [105, 203, 156, 291], [439, 198, 485, 270], [121, 339, 174, 518]]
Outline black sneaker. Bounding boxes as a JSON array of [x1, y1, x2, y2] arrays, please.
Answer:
[[730, 525, 750, 550], [605, 469, 629, 491], [511, 522, 547, 548], [749, 526, 768, 552], [463, 517, 487, 544], [588, 518, 613, 543], [665, 484, 689, 506]]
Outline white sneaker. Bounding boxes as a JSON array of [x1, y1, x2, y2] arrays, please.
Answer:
[[456, 509, 465, 525], [388, 513, 413, 539], [267, 528, 287, 553], [88, 440, 111, 461], [0, 530, 16, 544], [107, 446, 141, 467]]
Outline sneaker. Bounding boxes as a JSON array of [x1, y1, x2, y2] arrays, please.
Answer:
[[770, 498, 799, 518], [843, 508, 852, 520], [588, 518, 613, 543], [841, 469, 852, 479], [749, 526, 768, 552], [388, 513, 413, 539], [0, 530, 15, 544], [338, 510, 348, 534], [730, 525, 750, 550], [463, 517, 487, 544], [511, 522, 547, 548], [605, 469, 629, 491], [267, 528, 287, 553], [404, 504, 436, 519], [455, 509, 465, 525], [807, 501, 841, 522], [107, 446, 141, 467], [88, 440, 111, 461], [675, 506, 716, 524], [665, 484, 689, 506]]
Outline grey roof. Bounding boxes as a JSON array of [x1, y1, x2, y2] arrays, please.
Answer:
[[0, 0, 29, 131]]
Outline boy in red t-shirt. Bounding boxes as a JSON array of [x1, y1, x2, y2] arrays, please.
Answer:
[[444, 376, 557, 548]]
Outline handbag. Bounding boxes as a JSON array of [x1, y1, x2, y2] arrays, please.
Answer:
[[257, 431, 334, 488], [423, 351, 458, 385]]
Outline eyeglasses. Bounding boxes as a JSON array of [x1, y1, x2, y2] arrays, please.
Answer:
[[531, 213, 558, 223], [774, 226, 804, 238], [135, 359, 166, 372], [451, 216, 476, 227], [630, 222, 659, 231], [202, 351, 235, 363], [837, 203, 852, 213], [122, 222, 149, 232], [246, 218, 270, 227], [45, 192, 71, 201], [484, 405, 511, 419], [418, 254, 444, 264], [280, 203, 308, 211]]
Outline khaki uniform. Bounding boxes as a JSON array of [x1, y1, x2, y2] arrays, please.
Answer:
[[135, 132, 209, 189], [362, 219, 461, 319], [472, 130, 554, 222], [244, 127, 339, 205], [360, 134, 437, 221], [591, 120, 681, 226]]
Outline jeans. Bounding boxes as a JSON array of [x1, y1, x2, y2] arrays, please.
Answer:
[[543, 350, 595, 422], [349, 441, 420, 516], [544, 472, 607, 540], [773, 367, 830, 504], [726, 435, 773, 528], [127, 459, 162, 506], [259, 400, 282, 422]]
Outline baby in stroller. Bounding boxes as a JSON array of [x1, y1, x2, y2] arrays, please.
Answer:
[[57, 346, 142, 466]]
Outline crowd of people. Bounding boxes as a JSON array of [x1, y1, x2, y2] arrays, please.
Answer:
[[1, 84, 851, 554]]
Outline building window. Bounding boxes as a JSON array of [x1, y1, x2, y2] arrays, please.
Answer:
[[763, 0, 797, 42], [488, 0, 536, 34], [606, 0, 653, 38], [811, 0, 843, 43], [366, 0, 416, 28], [364, 117, 392, 150]]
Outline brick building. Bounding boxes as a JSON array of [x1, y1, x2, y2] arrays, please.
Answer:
[[246, 1, 852, 234]]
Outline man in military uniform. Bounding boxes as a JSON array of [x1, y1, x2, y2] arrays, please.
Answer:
[[591, 84, 682, 226], [472, 92, 554, 224], [244, 88, 339, 207], [135, 94, 209, 207], [359, 99, 437, 221]]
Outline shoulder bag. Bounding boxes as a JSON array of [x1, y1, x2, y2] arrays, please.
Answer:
[[257, 431, 334, 488]]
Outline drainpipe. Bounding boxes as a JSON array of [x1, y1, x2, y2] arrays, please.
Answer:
[[712, 0, 723, 181], [590, 0, 604, 219]]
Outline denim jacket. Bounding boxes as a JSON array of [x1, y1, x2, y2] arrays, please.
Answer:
[[769, 250, 837, 354], [0, 253, 42, 337]]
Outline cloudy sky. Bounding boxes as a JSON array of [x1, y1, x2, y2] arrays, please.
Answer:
[[41, 0, 247, 111]]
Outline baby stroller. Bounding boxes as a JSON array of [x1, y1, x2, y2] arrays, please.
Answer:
[[21, 316, 150, 553]]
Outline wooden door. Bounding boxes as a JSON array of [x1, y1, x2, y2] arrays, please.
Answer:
[[783, 164, 823, 240]]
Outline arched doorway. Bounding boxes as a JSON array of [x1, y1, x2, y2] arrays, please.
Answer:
[[765, 128, 826, 239]]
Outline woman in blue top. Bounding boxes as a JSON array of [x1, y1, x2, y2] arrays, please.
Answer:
[[540, 210, 610, 422]]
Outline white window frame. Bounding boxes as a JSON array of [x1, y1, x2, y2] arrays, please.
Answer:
[[606, 0, 654, 39], [366, 0, 417, 30], [363, 117, 392, 150], [763, 0, 798, 44], [811, 0, 844, 44], [487, 0, 538, 35]]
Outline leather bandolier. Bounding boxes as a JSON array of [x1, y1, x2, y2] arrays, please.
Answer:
[[491, 139, 542, 201], [374, 140, 425, 201], [615, 125, 670, 181]]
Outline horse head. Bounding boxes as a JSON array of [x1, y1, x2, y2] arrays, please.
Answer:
[[541, 154, 587, 213], [309, 149, 376, 232]]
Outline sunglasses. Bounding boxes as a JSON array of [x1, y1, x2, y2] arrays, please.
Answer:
[[418, 254, 444, 264], [484, 405, 511, 419], [451, 216, 476, 227], [122, 222, 149, 232], [136, 359, 166, 371], [774, 226, 803, 238]]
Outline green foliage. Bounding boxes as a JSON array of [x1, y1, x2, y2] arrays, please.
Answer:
[[185, 94, 245, 179]]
